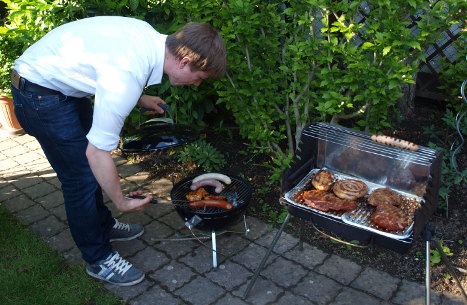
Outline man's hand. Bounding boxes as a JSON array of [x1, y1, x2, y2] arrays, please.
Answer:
[[138, 94, 167, 114], [86, 143, 152, 212]]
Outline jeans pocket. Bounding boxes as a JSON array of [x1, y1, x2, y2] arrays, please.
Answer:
[[32, 93, 68, 110]]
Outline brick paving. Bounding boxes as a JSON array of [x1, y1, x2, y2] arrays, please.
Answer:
[[1, 134, 465, 305]]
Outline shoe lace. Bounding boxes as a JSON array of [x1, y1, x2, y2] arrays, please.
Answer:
[[113, 219, 130, 231], [103, 252, 132, 275]]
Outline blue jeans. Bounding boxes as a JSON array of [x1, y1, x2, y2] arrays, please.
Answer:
[[11, 84, 114, 264]]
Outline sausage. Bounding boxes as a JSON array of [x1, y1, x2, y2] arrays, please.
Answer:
[[371, 134, 419, 151], [192, 173, 232, 185], [190, 179, 225, 193], [188, 200, 233, 210]]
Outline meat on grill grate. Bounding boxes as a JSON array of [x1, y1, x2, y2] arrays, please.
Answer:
[[302, 190, 358, 212], [371, 203, 410, 231]]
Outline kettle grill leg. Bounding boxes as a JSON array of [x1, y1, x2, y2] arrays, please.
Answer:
[[212, 230, 217, 268]]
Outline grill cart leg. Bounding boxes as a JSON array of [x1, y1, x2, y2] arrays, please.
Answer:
[[212, 230, 217, 268], [424, 225, 433, 305], [243, 213, 291, 299]]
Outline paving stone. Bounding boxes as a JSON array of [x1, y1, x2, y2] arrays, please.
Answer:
[[392, 279, 442, 305], [118, 162, 143, 178], [215, 294, 250, 305], [0, 184, 21, 203], [283, 242, 329, 268], [205, 260, 253, 290], [275, 291, 316, 305], [178, 244, 219, 274], [11, 175, 44, 190], [37, 191, 64, 209], [144, 203, 174, 219], [105, 280, 153, 301], [292, 271, 343, 305], [442, 293, 467, 305], [351, 267, 400, 300], [333, 287, 384, 305], [2, 145, 31, 158], [143, 178, 173, 197], [244, 216, 272, 240], [2, 193, 35, 212], [130, 247, 170, 273], [11, 150, 45, 165], [1, 166, 30, 181], [158, 211, 186, 230], [50, 205, 67, 222], [131, 284, 182, 305], [154, 238, 199, 259], [112, 238, 146, 257], [112, 154, 128, 166], [255, 230, 300, 255], [15, 204, 50, 224], [29, 215, 67, 238], [0, 158, 19, 172], [261, 257, 309, 288], [234, 277, 283, 305], [149, 260, 196, 291], [231, 243, 277, 272], [216, 233, 251, 258], [46, 176, 61, 188], [140, 220, 175, 244], [21, 181, 57, 200], [124, 171, 150, 185], [63, 246, 85, 266], [315, 254, 362, 285], [174, 276, 225, 305], [44, 228, 75, 253], [116, 210, 153, 226]]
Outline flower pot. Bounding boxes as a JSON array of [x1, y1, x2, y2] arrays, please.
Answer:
[[0, 95, 24, 136]]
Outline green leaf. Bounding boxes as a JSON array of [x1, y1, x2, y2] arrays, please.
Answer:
[[383, 46, 391, 56], [362, 42, 375, 49]]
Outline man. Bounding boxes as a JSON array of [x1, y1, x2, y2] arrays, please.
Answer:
[[11, 16, 226, 286]]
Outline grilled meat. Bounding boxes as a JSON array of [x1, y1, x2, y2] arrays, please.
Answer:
[[370, 203, 409, 231], [302, 190, 358, 212], [332, 179, 368, 201], [311, 170, 335, 191], [368, 187, 401, 207], [186, 188, 209, 201], [186, 187, 227, 202]]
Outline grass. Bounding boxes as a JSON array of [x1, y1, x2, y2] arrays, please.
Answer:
[[0, 204, 124, 305]]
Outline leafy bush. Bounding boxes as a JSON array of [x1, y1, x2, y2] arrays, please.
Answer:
[[176, 139, 226, 172]]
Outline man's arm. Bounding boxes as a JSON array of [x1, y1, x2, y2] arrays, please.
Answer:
[[85, 142, 151, 212]]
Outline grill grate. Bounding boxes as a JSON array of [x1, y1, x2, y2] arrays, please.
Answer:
[[171, 176, 251, 214]]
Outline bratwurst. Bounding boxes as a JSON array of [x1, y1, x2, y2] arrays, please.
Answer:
[[190, 179, 225, 193]]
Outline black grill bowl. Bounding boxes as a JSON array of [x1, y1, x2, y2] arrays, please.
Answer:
[[170, 174, 252, 230]]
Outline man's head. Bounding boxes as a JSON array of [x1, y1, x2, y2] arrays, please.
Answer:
[[165, 22, 226, 86]]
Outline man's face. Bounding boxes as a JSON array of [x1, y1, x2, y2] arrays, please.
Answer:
[[168, 57, 211, 87]]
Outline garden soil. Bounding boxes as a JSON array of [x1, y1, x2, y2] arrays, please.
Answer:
[[126, 97, 466, 297]]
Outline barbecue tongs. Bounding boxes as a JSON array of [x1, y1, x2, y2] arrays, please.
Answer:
[[126, 193, 242, 208]]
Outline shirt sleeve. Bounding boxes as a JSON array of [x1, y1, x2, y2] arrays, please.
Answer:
[[86, 69, 145, 151]]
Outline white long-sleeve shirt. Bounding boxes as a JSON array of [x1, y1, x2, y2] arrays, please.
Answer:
[[14, 16, 167, 151]]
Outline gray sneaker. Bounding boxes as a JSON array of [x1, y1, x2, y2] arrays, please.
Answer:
[[109, 219, 144, 242], [86, 251, 144, 286]]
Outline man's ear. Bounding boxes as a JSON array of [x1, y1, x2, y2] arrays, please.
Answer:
[[179, 57, 192, 69]]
